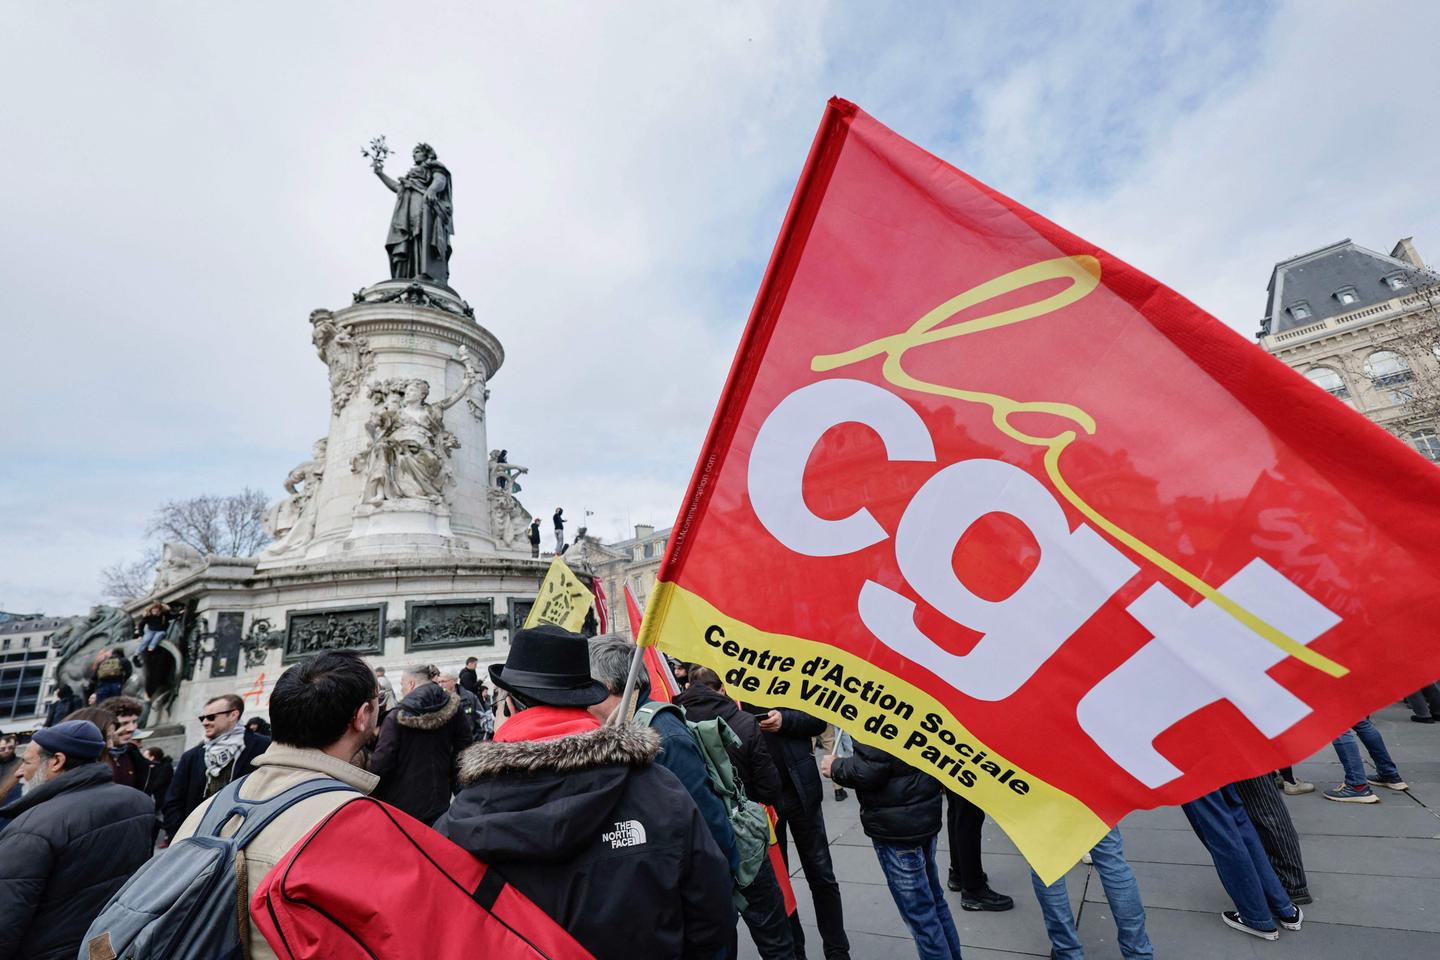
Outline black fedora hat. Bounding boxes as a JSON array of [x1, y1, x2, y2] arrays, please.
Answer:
[[490, 623, 608, 708]]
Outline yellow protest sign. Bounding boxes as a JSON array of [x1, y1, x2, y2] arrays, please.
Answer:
[[524, 557, 593, 632]]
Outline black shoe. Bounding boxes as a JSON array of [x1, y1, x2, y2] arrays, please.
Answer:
[[960, 887, 1014, 912], [1290, 892, 1313, 905], [833, 787, 848, 801], [1411, 715, 1437, 723], [946, 873, 963, 892]]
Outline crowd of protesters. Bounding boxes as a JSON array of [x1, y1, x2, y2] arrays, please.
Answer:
[[0, 624, 1432, 960]]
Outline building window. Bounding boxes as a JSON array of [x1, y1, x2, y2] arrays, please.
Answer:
[[1384, 272, 1410, 291], [1411, 430, 1440, 462], [1304, 366, 1350, 399], [1, 639, 8, 651], [1365, 350, 1413, 388], [643, 542, 654, 559], [1334, 286, 1359, 306], [1287, 302, 1312, 322]]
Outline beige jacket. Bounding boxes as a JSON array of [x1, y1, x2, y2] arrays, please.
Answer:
[[172, 743, 379, 960]]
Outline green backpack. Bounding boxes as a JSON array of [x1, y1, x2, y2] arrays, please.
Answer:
[[634, 702, 770, 889]]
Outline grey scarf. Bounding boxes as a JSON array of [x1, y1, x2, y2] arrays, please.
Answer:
[[203, 725, 246, 780]]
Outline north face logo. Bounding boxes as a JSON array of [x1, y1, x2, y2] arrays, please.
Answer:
[[601, 819, 647, 849]]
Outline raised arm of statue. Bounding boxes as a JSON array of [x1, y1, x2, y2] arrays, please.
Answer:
[[437, 371, 478, 411], [373, 163, 400, 193]]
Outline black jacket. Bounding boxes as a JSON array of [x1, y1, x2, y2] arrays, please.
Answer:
[[454, 685, 482, 743], [458, 666, 480, 695], [44, 694, 83, 728], [162, 728, 270, 838], [368, 682, 470, 825], [0, 763, 155, 960], [675, 686, 783, 807], [435, 709, 734, 960], [830, 743, 943, 844], [744, 704, 826, 819]]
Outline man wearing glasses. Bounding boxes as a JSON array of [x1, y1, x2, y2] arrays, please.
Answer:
[[162, 694, 271, 839]]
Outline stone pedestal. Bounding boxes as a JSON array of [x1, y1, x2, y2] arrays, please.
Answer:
[[257, 279, 528, 569]]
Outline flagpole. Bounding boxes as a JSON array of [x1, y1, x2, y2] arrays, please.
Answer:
[[609, 577, 648, 725]]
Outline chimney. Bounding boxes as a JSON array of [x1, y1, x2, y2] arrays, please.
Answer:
[[1391, 237, 1425, 269], [634, 523, 655, 540]]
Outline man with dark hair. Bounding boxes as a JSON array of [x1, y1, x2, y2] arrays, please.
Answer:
[[170, 651, 380, 960], [436, 624, 733, 960], [369, 663, 470, 824], [458, 656, 480, 695], [98, 695, 156, 794], [163, 692, 270, 837], [0, 732, 21, 816], [0, 720, 154, 960]]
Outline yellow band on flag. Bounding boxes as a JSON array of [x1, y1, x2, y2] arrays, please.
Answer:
[[645, 580, 1109, 884]]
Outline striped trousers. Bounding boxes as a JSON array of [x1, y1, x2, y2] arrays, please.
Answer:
[[1232, 775, 1309, 899]]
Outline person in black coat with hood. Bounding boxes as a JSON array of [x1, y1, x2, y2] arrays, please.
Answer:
[[746, 699, 850, 959], [675, 667, 782, 808], [368, 664, 471, 824], [824, 742, 964, 960], [435, 625, 733, 960], [0, 720, 155, 960]]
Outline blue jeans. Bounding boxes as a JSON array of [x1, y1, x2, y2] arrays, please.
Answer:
[[95, 680, 123, 702], [1030, 828, 1153, 959], [141, 627, 166, 653], [1332, 717, 1400, 785], [873, 837, 963, 960], [1182, 786, 1294, 932]]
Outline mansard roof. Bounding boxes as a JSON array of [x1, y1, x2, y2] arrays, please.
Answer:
[[1263, 238, 1423, 335]]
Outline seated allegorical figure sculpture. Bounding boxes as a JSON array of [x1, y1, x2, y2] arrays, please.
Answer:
[[352, 373, 476, 506]]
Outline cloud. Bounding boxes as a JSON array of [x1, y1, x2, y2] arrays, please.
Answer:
[[2, 1, 1435, 613]]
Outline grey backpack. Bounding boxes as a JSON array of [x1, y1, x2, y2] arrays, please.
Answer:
[[81, 776, 357, 960]]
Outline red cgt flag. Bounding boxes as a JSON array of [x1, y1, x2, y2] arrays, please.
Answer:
[[638, 98, 1440, 881]]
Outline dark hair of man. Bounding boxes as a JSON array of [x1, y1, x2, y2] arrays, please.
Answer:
[[0, 732, 15, 744], [100, 695, 145, 719], [205, 693, 245, 717], [65, 705, 118, 739], [145, 747, 168, 762], [55, 683, 73, 698], [688, 665, 723, 691], [269, 650, 379, 749], [465, 656, 477, 666]]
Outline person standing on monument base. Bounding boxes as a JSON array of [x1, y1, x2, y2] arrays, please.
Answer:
[[368, 663, 470, 824], [162, 693, 270, 838], [0, 720, 154, 960], [553, 507, 566, 553], [529, 517, 543, 557]]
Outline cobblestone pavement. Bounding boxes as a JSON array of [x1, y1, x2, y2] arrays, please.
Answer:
[[741, 702, 1439, 959]]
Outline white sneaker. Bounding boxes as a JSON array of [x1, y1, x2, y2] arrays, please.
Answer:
[[1281, 780, 1315, 795], [1279, 906, 1303, 932], [1221, 911, 1279, 941]]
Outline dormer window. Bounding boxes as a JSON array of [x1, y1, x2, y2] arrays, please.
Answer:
[[1287, 301, 1312, 322], [1334, 285, 1359, 306], [1383, 272, 1410, 291]]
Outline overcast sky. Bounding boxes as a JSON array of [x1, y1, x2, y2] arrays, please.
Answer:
[[3, 1, 1437, 615]]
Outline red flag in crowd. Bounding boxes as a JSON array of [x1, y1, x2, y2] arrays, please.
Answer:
[[591, 577, 610, 634], [637, 98, 1440, 881]]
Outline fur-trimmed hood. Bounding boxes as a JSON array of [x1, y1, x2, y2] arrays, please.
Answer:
[[437, 709, 665, 865], [394, 682, 460, 731], [457, 720, 659, 785]]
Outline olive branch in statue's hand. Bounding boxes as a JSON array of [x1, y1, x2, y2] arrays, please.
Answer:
[[362, 135, 391, 170]]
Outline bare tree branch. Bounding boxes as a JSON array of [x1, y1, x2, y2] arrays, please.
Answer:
[[99, 546, 162, 604]]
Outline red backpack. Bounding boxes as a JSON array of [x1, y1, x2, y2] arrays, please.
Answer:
[[251, 796, 593, 960]]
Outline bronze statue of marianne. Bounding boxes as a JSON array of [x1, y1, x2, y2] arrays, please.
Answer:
[[372, 141, 454, 286]]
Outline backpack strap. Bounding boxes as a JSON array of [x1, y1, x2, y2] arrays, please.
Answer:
[[196, 775, 360, 849], [633, 701, 685, 729]]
